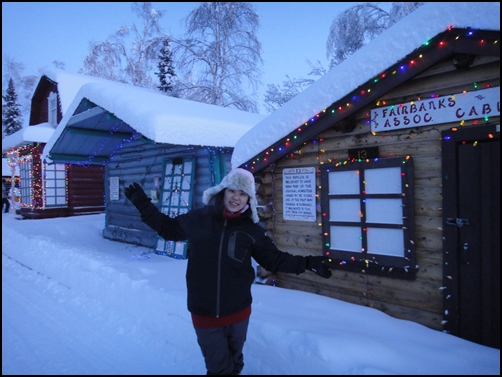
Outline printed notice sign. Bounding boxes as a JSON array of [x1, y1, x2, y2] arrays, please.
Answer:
[[283, 167, 316, 222], [110, 176, 119, 201]]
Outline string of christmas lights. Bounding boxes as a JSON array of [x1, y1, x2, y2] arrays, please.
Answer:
[[320, 155, 418, 273], [242, 27, 499, 172]]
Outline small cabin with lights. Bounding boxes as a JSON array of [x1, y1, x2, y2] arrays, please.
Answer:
[[43, 78, 264, 259], [231, 2, 500, 349], [1, 69, 106, 219]]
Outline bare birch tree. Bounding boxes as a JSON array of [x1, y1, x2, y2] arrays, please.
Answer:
[[326, 2, 424, 68], [264, 2, 424, 111], [79, 2, 166, 89], [171, 2, 262, 113]]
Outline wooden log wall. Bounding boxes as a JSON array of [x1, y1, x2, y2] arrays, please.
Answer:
[[67, 164, 105, 210], [254, 55, 500, 331]]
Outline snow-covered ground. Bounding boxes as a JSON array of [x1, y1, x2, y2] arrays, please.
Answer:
[[2, 213, 499, 375]]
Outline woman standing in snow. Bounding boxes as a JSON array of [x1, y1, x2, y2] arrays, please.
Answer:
[[2, 179, 10, 214], [125, 168, 331, 375]]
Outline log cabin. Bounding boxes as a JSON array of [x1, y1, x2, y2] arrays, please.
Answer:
[[43, 78, 264, 258], [231, 2, 500, 349], [2, 69, 108, 219]]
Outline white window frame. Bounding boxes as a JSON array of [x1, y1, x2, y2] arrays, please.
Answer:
[[48, 91, 58, 126], [44, 163, 67, 207], [19, 156, 33, 208], [154, 156, 195, 259], [320, 156, 417, 277]]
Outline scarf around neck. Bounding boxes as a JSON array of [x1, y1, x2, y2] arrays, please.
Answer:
[[222, 204, 250, 219]]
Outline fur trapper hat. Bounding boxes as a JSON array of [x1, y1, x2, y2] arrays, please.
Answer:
[[202, 168, 259, 223]]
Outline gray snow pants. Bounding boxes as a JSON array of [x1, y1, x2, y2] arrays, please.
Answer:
[[194, 318, 249, 375]]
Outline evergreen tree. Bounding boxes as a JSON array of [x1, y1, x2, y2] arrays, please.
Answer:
[[155, 37, 176, 94], [2, 54, 37, 121], [2, 78, 23, 138]]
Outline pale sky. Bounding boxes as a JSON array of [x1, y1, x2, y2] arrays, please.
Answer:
[[1, 2, 359, 113]]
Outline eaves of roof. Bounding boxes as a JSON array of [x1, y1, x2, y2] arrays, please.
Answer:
[[239, 28, 500, 173]]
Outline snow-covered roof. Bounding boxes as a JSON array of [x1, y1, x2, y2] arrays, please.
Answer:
[[3, 67, 265, 159], [2, 122, 57, 153], [40, 67, 113, 116], [43, 78, 265, 164], [231, 2, 501, 169], [2, 68, 109, 153]]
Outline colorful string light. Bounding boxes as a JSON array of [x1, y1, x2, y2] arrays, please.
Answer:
[[241, 28, 499, 172]]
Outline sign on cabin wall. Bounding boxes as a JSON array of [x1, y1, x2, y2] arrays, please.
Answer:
[[110, 176, 119, 201], [371, 87, 500, 132], [283, 167, 316, 222]]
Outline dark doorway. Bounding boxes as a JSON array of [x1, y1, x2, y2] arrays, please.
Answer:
[[442, 123, 500, 349]]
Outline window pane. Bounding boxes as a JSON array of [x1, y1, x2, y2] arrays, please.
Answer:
[[180, 191, 190, 207], [367, 228, 404, 257], [365, 167, 401, 194], [48, 92, 58, 126], [182, 174, 191, 190], [184, 161, 193, 174], [328, 170, 360, 194], [329, 198, 360, 222], [173, 242, 185, 256], [330, 226, 361, 252], [20, 158, 33, 207], [365, 198, 403, 224], [156, 238, 165, 252], [46, 197, 56, 205], [163, 177, 172, 190]]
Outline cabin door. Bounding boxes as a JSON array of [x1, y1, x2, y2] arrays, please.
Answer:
[[154, 157, 195, 259], [442, 123, 500, 349]]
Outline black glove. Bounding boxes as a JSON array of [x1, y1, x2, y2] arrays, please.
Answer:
[[124, 182, 151, 211], [305, 256, 332, 278]]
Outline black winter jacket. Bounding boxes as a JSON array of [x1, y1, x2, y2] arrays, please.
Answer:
[[139, 200, 308, 318]]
